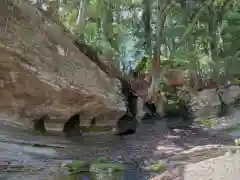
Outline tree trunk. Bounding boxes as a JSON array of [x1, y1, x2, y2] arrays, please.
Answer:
[[142, 0, 152, 57], [36, 0, 43, 8], [207, 0, 233, 83], [60, 0, 67, 5], [147, 0, 171, 115], [148, 0, 170, 102], [102, 2, 119, 52], [76, 0, 87, 35]]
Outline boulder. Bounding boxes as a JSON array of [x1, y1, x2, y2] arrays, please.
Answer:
[[190, 85, 240, 119], [0, 1, 125, 132]]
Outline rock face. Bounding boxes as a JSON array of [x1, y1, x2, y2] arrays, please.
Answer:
[[151, 152, 240, 180], [0, 2, 126, 132], [190, 85, 240, 118]]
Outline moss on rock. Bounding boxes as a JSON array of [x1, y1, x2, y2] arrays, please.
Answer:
[[62, 160, 89, 173], [149, 163, 167, 173]]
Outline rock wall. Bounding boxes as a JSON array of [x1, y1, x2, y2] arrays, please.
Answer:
[[0, 2, 125, 131]]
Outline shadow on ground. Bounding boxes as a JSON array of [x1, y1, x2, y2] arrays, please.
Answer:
[[0, 116, 236, 180]]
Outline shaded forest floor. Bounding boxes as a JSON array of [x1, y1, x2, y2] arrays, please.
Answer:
[[0, 110, 239, 179]]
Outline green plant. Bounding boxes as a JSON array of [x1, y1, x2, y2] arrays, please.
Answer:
[[89, 162, 125, 173], [197, 118, 217, 128], [62, 160, 89, 173], [149, 163, 166, 173], [235, 138, 240, 146], [62, 156, 125, 174]]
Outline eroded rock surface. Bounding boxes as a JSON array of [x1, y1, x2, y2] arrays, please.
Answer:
[[151, 151, 240, 180], [190, 85, 240, 119], [0, 1, 125, 132]]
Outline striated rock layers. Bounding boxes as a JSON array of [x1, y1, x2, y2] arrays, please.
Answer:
[[0, 1, 126, 132]]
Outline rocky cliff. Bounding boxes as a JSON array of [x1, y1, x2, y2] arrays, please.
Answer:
[[0, 1, 126, 132]]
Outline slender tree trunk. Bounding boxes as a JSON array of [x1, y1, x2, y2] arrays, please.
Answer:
[[149, 0, 169, 99], [102, 2, 119, 52], [142, 0, 153, 84], [36, 0, 43, 8], [59, 0, 67, 5], [207, 0, 232, 83], [149, 0, 171, 116], [76, 0, 87, 37], [142, 0, 152, 57]]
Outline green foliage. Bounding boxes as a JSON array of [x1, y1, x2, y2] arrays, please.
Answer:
[[197, 118, 217, 128], [164, 101, 180, 115], [163, 94, 191, 119], [63, 161, 89, 173], [89, 162, 125, 173], [149, 163, 166, 173], [235, 138, 240, 146], [135, 56, 150, 73], [90, 156, 125, 173], [34, 0, 240, 82], [62, 157, 125, 174]]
